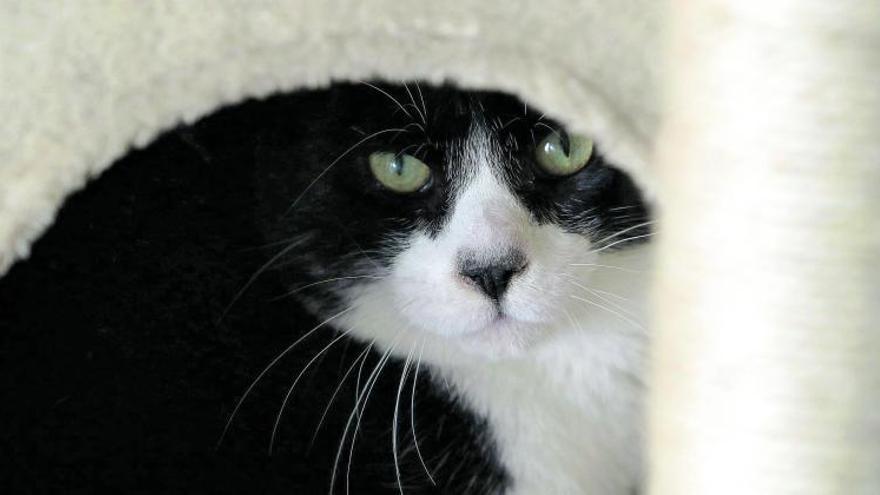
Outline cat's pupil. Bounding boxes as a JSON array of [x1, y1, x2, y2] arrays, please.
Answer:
[[390, 157, 404, 175], [559, 131, 571, 156]]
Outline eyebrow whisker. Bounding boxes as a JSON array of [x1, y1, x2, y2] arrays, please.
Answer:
[[360, 81, 415, 121], [403, 83, 427, 124]]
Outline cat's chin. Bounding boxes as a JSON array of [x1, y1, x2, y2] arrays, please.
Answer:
[[452, 317, 546, 361]]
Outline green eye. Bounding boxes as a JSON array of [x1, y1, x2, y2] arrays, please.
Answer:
[[535, 131, 594, 176], [369, 152, 432, 193]]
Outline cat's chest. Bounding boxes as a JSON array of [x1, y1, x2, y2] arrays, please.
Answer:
[[442, 329, 647, 495]]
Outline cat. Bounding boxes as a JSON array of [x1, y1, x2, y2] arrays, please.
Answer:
[[252, 82, 653, 494]]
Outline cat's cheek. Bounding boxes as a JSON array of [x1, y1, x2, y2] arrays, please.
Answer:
[[381, 232, 489, 337], [503, 287, 561, 327], [391, 276, 496, 338]]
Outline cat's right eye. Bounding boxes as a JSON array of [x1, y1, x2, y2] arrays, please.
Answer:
[[535, 131, 594, 176], [369, 152, 432, 193]]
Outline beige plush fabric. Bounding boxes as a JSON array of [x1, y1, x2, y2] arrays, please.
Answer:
[[2, 1, 878, 493], [0, 0, 661, 275]]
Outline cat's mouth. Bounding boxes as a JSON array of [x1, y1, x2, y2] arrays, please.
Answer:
[[457, 314, 544, 358], [487, 311, 520, 328]]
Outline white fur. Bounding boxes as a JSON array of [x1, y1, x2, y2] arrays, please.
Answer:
[[339, 126, 652, 494], [446, 245, 651, 495]]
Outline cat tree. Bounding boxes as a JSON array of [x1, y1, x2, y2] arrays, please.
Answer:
[[1, 1, 877, 492]]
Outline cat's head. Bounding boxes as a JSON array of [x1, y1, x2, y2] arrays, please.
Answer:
[[255, 83, 652, 363]]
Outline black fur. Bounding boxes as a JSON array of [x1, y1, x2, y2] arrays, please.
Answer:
[[253, 83, 649, 311], [0, 82, 648, 494]]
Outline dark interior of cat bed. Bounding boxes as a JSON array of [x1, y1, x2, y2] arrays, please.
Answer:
[[0, 85, 514, 494]]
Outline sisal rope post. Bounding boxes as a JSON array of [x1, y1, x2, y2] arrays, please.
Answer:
[[649, 0, 880, 493]]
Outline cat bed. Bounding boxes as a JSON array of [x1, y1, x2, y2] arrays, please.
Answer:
[[1, 1, 877, 493], [0, 1, 661, 271]]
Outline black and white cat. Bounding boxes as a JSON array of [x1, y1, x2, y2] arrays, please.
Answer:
[[253, 82, 653, 494]]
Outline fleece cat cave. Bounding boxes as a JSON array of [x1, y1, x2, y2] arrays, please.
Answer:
[[1, 1, 878, 493]]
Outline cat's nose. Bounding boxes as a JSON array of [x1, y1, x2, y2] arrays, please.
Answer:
[[458, 252, 527, 302]]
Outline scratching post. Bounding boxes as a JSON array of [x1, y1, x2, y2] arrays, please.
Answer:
[[650, 1, 880, 493]]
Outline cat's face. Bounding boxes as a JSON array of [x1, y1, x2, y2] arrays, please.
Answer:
[[255, 83, 651, 362]]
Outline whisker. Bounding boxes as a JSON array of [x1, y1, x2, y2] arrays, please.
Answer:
[[588, 286, 635, 303], [402, 121, 426, 134], [567, 280, 639, 319], [587, 288, 639, 319], [361, 81, 414, 120], [432, 449, 453, 480], [588, 232, 655, 255], [463, 472, 480, 494], [329, 336, 400, 495], [562, 307, 582, 333], [215, 306, 353, 449], [499, 116, 523, 131], [218, 235, 311, 322], [345, 341, 399, 495], [309, 342, 375, 450], [394, 143, 422, 160], [241, 232, 312, 251], [410, 342, 436, 485], [533, 121, 560, 139], [591, 220, 655, 247], [353, 340, 372, 424], [555, 272, 636, 303], [392, 346, 417, 494], [284, 127, 409, 217], [567, 262, 641, 273], [410, 143, 428, 161], [403, 83, 426, 124], [269, 328, 354, 455], [275, 275, 385, 300], [415, 83, 428, 122], [336, 230, 386, 272], [569, 294, 644, 331]]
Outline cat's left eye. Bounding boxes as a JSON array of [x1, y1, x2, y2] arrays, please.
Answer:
[[369, 152, 432, 193], [535, 131, 594, 176]]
